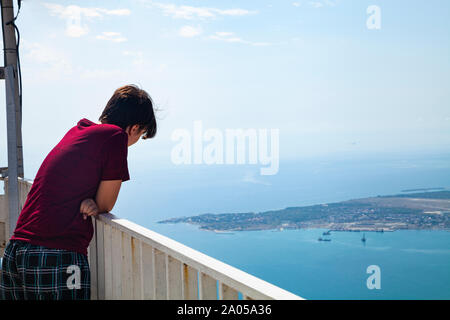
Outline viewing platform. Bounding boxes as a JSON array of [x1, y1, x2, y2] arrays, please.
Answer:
[[0, 177, 303, 300]]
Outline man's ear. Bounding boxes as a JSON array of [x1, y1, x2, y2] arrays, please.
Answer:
[[132, 124, 141, 133], [125, 124, 140, 135]]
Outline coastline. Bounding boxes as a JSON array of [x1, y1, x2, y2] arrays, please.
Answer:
[[159, 190, 450, 233]]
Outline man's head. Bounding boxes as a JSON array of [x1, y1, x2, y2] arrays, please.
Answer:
[[99, 85, 157, 146]]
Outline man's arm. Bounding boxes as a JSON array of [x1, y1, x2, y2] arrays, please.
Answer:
[[95, 180, 122, 213]]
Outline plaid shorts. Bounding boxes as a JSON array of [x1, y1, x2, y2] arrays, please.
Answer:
[[0, 240, 90, 300]]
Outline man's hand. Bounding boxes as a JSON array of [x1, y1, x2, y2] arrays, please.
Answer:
[[80, 198, 99, 220]]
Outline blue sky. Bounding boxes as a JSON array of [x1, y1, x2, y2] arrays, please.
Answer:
[[0, 0, 449, 179]]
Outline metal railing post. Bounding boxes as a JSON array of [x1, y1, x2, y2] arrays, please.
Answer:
[[5, 65, 20, 236]]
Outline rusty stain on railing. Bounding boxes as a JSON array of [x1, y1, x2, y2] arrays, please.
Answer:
[[183, 263, 190, 299]]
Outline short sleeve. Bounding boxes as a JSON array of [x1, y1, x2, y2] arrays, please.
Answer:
[[100, 131, 130, 182]]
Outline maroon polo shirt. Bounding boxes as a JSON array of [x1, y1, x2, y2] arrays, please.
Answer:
[[10, 118, 130, 256]]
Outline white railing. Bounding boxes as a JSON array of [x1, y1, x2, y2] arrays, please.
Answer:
[[88, 213, 303, 300], [0, 177, 33, 256], [1, 178, 303, 300]]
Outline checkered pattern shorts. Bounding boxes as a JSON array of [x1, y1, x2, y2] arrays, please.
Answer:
[[0, 240, 90, 300]]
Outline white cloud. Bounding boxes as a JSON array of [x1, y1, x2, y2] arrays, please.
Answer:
[[309, 1, 324, 8], [21, 41, 74, 82], [43, 3, 130, 38], [22, 41, 72, 73], [179, 25, 202, 38], [21, 41, 146, 82], [101, 9, 131, 16], [209, 32, 271, 46], [308, 0, 338, 8], [96, 32, 127, 42], [210, 32, 244, 43], [292, 2, 302, 7], [43, 3, 131, 19], [218, 9, 254, 17], [324, 0, 338, 7], [215, 32, 234, 37], [146, 1, 257, 20], [65, 24, 89, 38]]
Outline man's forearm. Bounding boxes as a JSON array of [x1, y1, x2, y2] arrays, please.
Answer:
[[95, 180, 122, 214], [94, 199, 112, 214]]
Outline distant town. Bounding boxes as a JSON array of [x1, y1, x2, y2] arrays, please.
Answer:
[[158, 191, 450, 233]]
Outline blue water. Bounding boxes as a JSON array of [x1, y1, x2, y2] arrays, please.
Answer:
[[26, 151, 450, 299], [145, 225, 450, 300]]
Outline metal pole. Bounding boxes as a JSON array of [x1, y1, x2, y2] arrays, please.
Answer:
[[1, 0, 22, 237], [5, 65, 19, 236], [1, 0, 23, 178]]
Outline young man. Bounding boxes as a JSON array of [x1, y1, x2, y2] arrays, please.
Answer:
[[0, 85, 157, 300]]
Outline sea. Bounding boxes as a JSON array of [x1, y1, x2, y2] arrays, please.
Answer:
[[28, 151, 450, 299]]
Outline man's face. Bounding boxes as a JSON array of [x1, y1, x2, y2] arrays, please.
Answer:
[[126, 125, 146, 147]]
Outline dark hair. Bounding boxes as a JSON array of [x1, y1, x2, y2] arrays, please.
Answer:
[[99, 84, 157, 140]]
